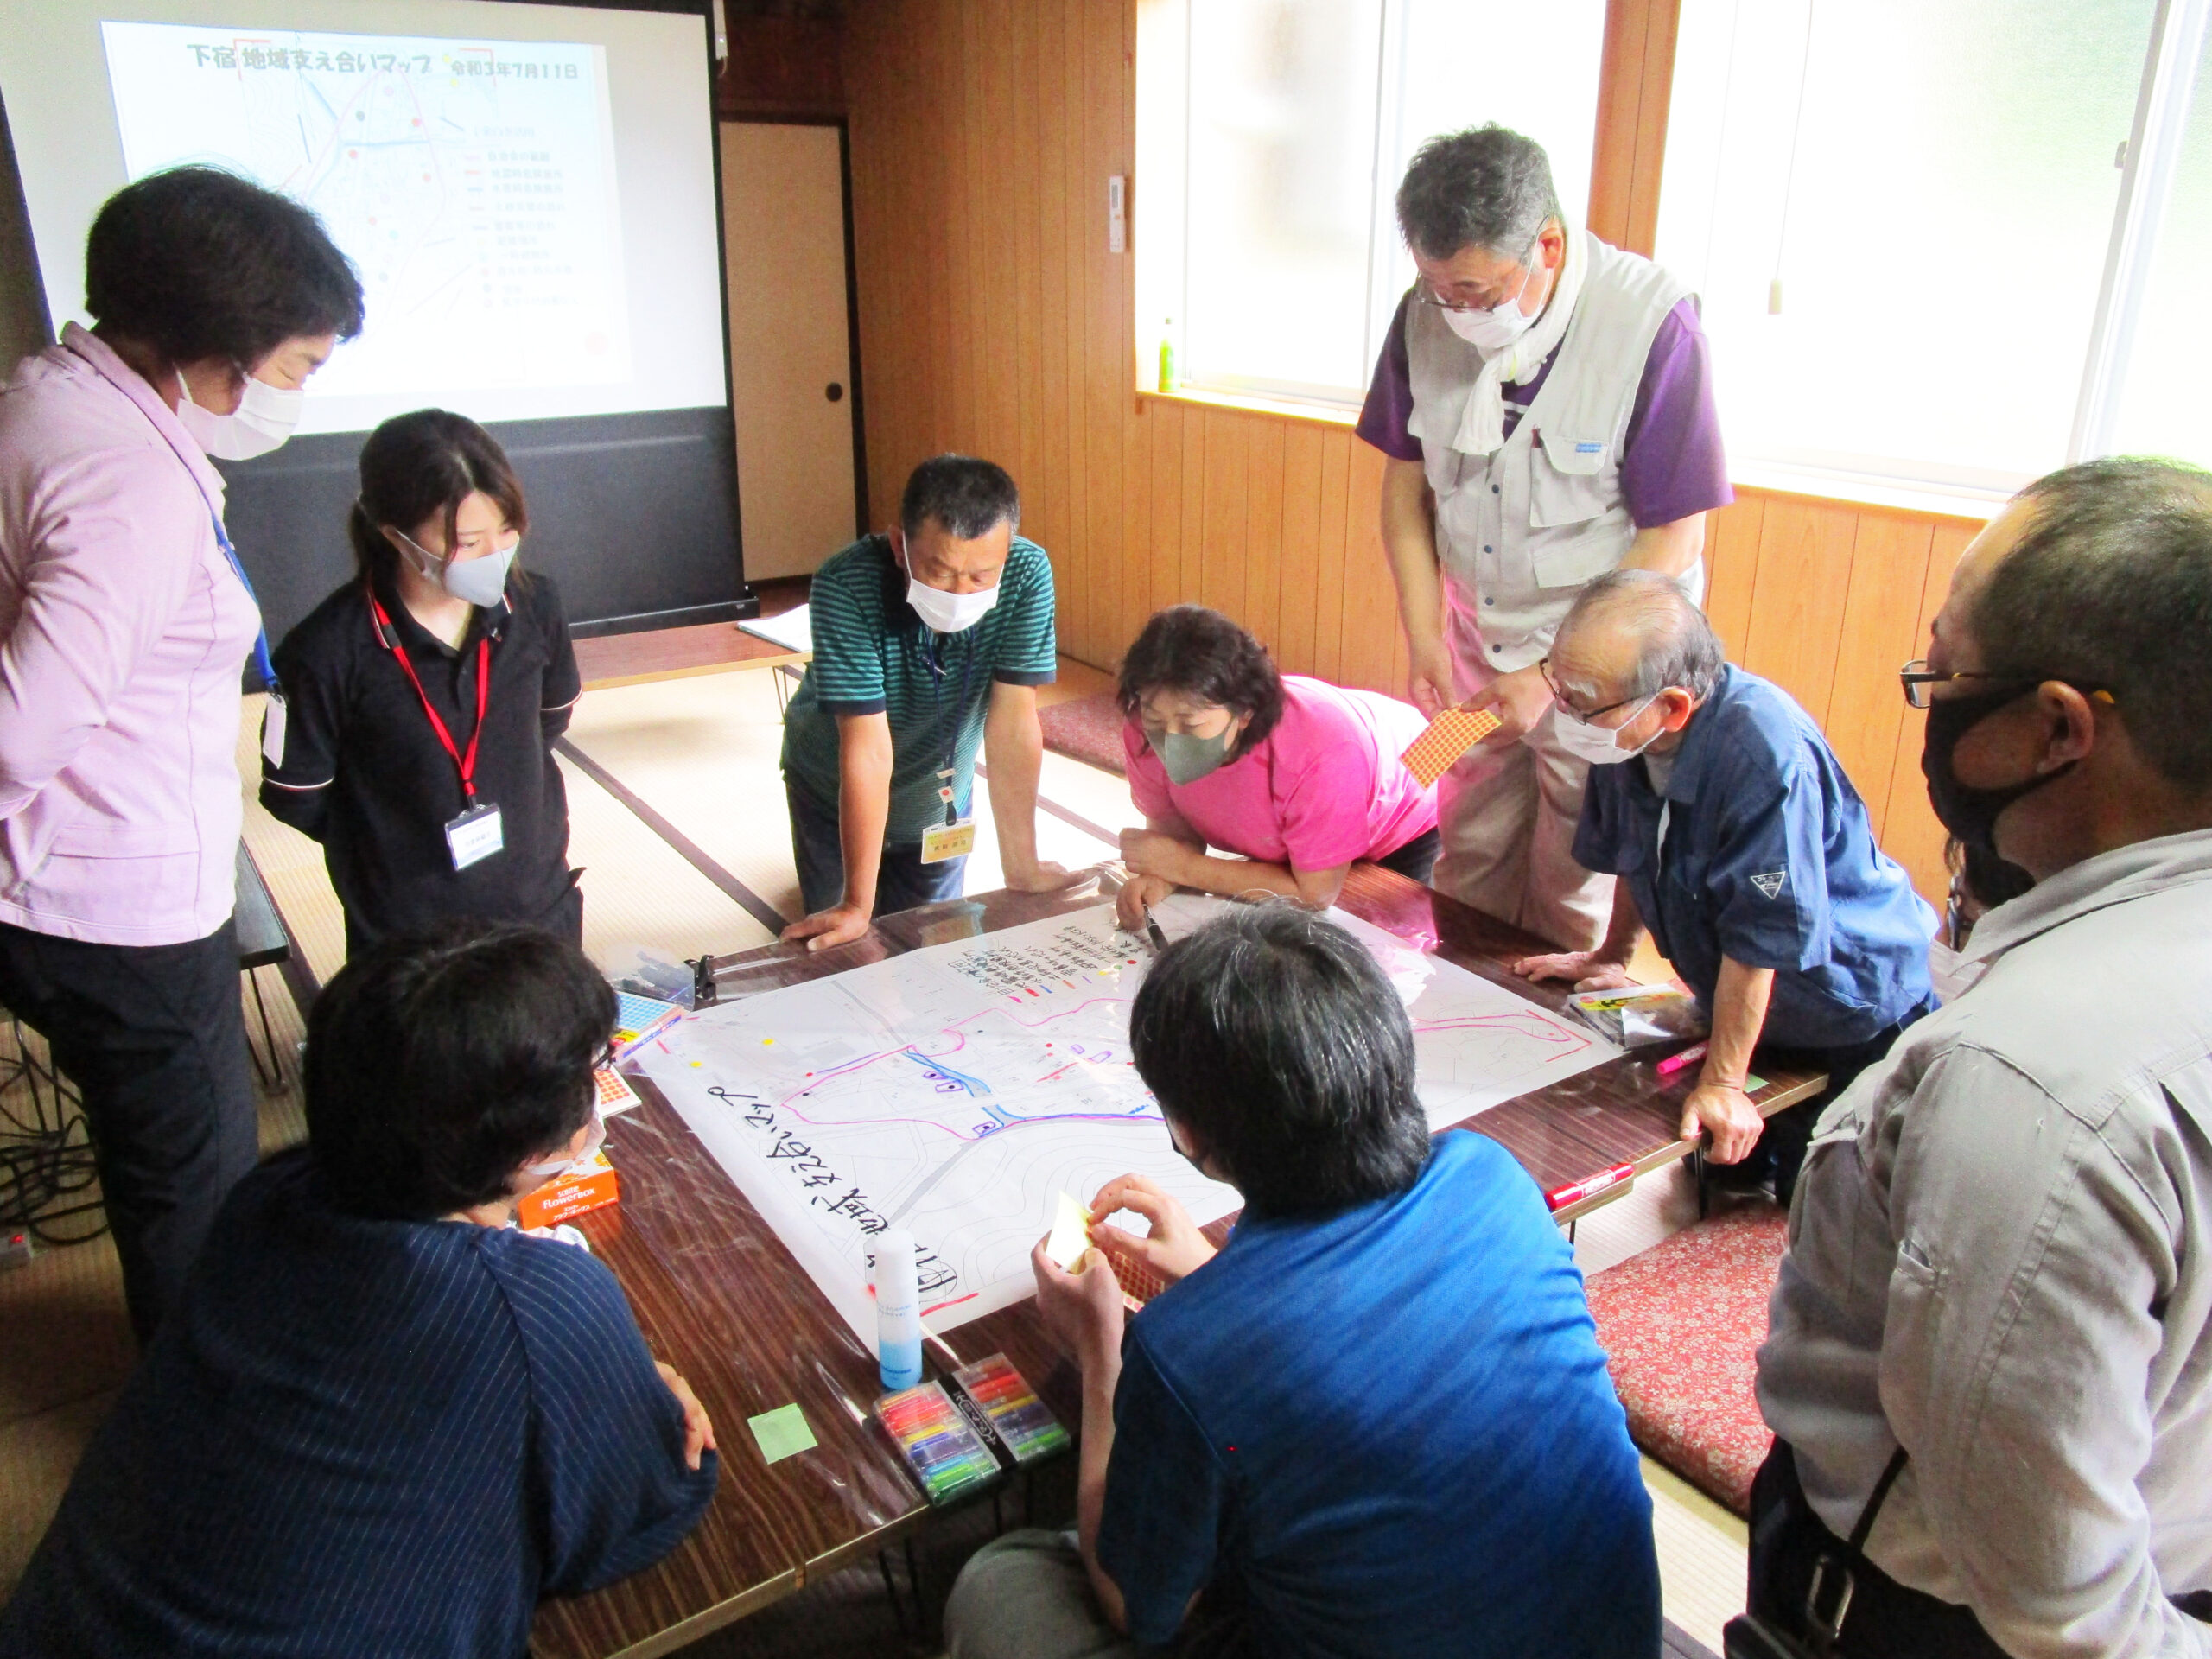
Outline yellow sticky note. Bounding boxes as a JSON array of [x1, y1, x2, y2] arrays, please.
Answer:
[[1399, 707, 1503, 788], [1045, 1190, 1091, 1271]]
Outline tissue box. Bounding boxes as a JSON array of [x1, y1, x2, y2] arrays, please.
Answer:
[[517, 1149, 620, 1229]]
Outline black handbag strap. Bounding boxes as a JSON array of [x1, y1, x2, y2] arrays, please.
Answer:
[[1802, 1447, 1911, 1649], [1846, 1447, 1910, 1554]]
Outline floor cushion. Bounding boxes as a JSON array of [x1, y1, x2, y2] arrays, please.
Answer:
[[1585, 1200, 1789, 1516], [1039, 693, 1126, 776]]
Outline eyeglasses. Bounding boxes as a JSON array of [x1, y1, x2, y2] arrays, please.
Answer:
[[1414, 285, 1520, 315], [1539, 658, 1645, 722], [1412, 242, 1539, 315], [1897, 659, 2114, 711]]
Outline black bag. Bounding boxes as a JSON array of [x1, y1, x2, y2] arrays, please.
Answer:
[[1723, 1449, 1909, 1659]]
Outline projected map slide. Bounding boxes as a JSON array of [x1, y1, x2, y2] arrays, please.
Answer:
[[99, 21, 630, 401], [633, 898, 1622, 1343]]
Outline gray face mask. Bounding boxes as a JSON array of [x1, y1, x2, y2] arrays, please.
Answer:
[[396, 528, 517, 608], [1148, 726, 1235, 786]]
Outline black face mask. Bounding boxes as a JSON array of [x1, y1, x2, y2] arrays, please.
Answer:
[[1961, 840, 2036, 909], [1922, 683, 2074, 859]]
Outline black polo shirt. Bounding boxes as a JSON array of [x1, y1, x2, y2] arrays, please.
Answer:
[[261, 569, 581, 952]]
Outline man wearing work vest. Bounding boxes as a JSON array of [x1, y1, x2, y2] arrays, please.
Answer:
[[1360, 124, 1731, 950]]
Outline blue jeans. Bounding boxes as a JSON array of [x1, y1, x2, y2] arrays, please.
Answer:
[[785, 780, 968, 918]]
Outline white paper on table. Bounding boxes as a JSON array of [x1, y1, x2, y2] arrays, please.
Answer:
[[637, 898, 1619, 1343]]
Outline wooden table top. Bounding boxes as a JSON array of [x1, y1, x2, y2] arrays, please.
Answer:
[[531, 868, 1824, 1659], [574, 620, 806, 690]]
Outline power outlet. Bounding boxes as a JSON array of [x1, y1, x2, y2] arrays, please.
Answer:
[[0, 1231, 32, 1271]]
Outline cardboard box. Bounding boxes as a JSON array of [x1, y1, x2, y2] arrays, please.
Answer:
[[518, 1148, 620, 1229]]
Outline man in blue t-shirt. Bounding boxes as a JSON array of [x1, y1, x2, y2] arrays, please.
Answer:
[[944, 906, 1660, 1659], [779, 454, 1080, 950], [1513, 570, 1939, 1205]]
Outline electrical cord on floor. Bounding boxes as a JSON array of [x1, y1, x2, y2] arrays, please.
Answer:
[[0, 1026, 108, 1246]]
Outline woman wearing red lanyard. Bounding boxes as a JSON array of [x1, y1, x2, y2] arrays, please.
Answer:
[[262, 410, 582, 956], [0, 168, 360, 1344]]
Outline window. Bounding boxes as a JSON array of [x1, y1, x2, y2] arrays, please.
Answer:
[[1135, 0, 1608, 410], [2107, 30, 2212, 464], [1657, 0, 2212, 499]]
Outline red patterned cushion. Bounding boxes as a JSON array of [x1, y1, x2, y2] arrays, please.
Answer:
[[1039, 693, 1128, 776], [1584, 1202, 1788, 1516]]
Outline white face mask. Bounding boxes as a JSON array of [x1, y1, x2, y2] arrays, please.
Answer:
[[1553, 695, 1661, 766], [523, 1110, 606, 1183], [396, 528, 518, 608], [1440, 264, 1541, 353], [175, 367, 305, 461], [899, 539, 1001, 633], [907, 579, 998, 633]]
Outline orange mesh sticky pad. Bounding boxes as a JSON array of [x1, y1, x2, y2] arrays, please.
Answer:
[[1398, 708, 1503, 788], [1114, 1254, 1166, 1310]]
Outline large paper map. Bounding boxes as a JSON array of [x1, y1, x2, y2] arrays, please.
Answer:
[[632, 898, 1619, 1341]]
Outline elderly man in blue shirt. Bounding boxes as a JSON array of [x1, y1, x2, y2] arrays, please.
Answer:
[[1514, 570, 1937, 1203]]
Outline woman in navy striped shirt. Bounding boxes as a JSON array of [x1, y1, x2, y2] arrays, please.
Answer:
[[1, 922, 717, 1657]]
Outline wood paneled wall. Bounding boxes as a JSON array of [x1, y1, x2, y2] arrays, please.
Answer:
[[842, 0, 1979, 904], [844, 0, 1414, 684]]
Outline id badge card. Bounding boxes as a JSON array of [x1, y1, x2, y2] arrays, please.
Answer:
[[920, 817, 976, 865], [446, 802, 505, 871], [260, 693, 288, 767]]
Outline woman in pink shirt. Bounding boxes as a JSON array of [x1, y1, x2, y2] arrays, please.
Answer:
[[0, 168, 360, 1342], [1116, 607, 1439, 931]]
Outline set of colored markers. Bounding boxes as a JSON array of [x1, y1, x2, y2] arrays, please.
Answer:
[[951, 1353, 1071, 1465], [874, 1352, 1070, 1505]]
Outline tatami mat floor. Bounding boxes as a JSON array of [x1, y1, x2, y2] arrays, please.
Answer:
[[0, 964, 308, 1599], [0, 646, 1747, 1652]]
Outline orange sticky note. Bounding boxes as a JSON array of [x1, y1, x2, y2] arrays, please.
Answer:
[[1399, 707, 1503, 787]]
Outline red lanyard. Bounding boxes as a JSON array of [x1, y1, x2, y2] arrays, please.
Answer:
[[367, 592, 491, 802]]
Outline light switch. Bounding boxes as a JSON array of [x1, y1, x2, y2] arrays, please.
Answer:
[[1108, 175, 1126, 254]]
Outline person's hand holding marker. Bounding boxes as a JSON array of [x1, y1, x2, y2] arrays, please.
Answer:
[[1115, 873, 1174, 933]]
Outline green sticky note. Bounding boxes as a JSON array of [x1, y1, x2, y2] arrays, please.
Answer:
[[747, 1402, 817, 1465]]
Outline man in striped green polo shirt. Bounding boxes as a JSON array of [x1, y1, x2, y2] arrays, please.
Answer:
[[779, 455, 1078, 950]]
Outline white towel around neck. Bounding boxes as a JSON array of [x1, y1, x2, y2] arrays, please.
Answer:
[[1450, 219, 1589, 458]]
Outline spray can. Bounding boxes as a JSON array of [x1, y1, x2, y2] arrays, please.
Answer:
[[874, 1228, 922, 1390], [1158, 319, 1177, 394]]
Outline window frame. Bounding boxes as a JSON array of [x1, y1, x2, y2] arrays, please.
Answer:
[[2069, 0, 2212, 462], [1652, 0, 2211, 498], [1132, 0, 1627, 416], [1137, 0, 2212, 501]]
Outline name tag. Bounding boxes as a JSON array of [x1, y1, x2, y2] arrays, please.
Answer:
[[919, 817, 976, 865], [261, 694, 288, 767], [446, 802, 505, 871]]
